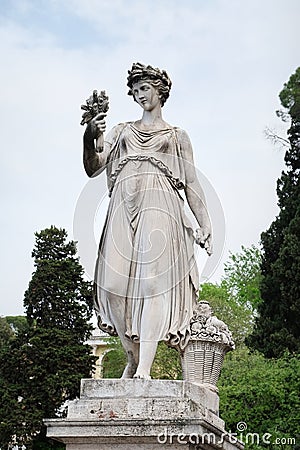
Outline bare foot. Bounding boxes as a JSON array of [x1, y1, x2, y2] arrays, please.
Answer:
[[121, 363, 137, 379], [133, 370, 151, 380]]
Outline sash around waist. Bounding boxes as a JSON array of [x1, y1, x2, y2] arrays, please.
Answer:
[[108, 154, 185, 197]]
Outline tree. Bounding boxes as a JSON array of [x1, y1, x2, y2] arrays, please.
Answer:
[[0, 317, 14, 347], [200, 245, 262, 347], [102, 337, 127, 379], [221, 245, 262, 311], [5, 315, 28, 335], [24, 227, 93, 333], [248, 68, 300, 358], [218, 348, 300, 450], [0, 226, 95, 449]]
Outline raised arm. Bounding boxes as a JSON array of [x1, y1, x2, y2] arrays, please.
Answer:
[[83, 113, 111, 177], [179, 130, 213, 255]]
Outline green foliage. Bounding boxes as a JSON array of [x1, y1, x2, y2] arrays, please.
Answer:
[[200, 283, 253, 347], [248, 68, 300, 358], [102, 337, 126, 378], [0, 316, 14, 347], [279, 67, 300, 115], [31, 226, 77, 262], [0, 226, 95, 449], [24, 226, 93, 335], [200, 245, 262, 347], [222, 245, 262, 311], [5, 315, 28, 335], [102, 338, 182, 380], [151, 342, 182, 380], [218, 348, 300, 449]]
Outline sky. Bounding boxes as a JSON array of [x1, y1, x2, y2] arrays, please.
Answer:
[[0, 0, 299, 317]]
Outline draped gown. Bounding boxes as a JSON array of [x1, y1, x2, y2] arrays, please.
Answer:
[[94, 122, 199, 349]]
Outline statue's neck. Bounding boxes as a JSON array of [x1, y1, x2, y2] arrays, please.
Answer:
[[141, 103, 163, 126]]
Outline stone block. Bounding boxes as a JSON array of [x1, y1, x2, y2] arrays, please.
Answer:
[[45, 379, 243, 450]]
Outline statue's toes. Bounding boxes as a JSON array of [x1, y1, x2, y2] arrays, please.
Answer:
[[133, 371, 151, 380]]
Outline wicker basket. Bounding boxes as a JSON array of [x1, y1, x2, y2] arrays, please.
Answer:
[[181, 340, 228, 387], [181, 301, 235, 389]]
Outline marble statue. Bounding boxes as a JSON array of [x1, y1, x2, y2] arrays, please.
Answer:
[[82, 62, 212, 380]]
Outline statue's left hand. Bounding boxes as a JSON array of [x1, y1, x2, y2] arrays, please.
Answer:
[[195, 227, 213, 256]]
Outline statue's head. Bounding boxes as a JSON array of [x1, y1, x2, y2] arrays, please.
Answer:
[[127, 62, 172, 107], [197, 301, 213, 318]]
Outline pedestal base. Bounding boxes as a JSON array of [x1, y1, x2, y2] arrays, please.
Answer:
[[45, 379, 243, 450]]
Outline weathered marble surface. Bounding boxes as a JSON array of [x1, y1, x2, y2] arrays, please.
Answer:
[[82, 62, 213, 379], [45, 379, 243, 450], [181, 301, 235, 389]]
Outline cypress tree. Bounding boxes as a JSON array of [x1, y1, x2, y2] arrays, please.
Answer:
[[247, 68, 300, 357], [0, 226, 95, 449]]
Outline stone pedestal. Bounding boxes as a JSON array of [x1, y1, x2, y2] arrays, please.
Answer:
[[45, 379, 243, 450]]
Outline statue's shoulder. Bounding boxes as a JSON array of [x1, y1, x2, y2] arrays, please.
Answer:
[[172, 127, 191, 146], [110, 121, 131, 134], [115, 121, 133, 129], [105, 122, 132, 145]]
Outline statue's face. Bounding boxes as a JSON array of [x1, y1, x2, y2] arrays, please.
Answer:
[[132, 80, 160, 111], [198, 303, 212, 317]]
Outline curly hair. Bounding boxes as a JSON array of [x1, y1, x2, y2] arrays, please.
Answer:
[[127, 62, 172, 107]]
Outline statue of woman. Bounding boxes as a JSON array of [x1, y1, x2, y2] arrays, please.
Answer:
[[83, 62, 212, 379]]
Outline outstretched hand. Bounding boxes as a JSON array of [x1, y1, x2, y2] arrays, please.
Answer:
[[195, 227, 213, 256]]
